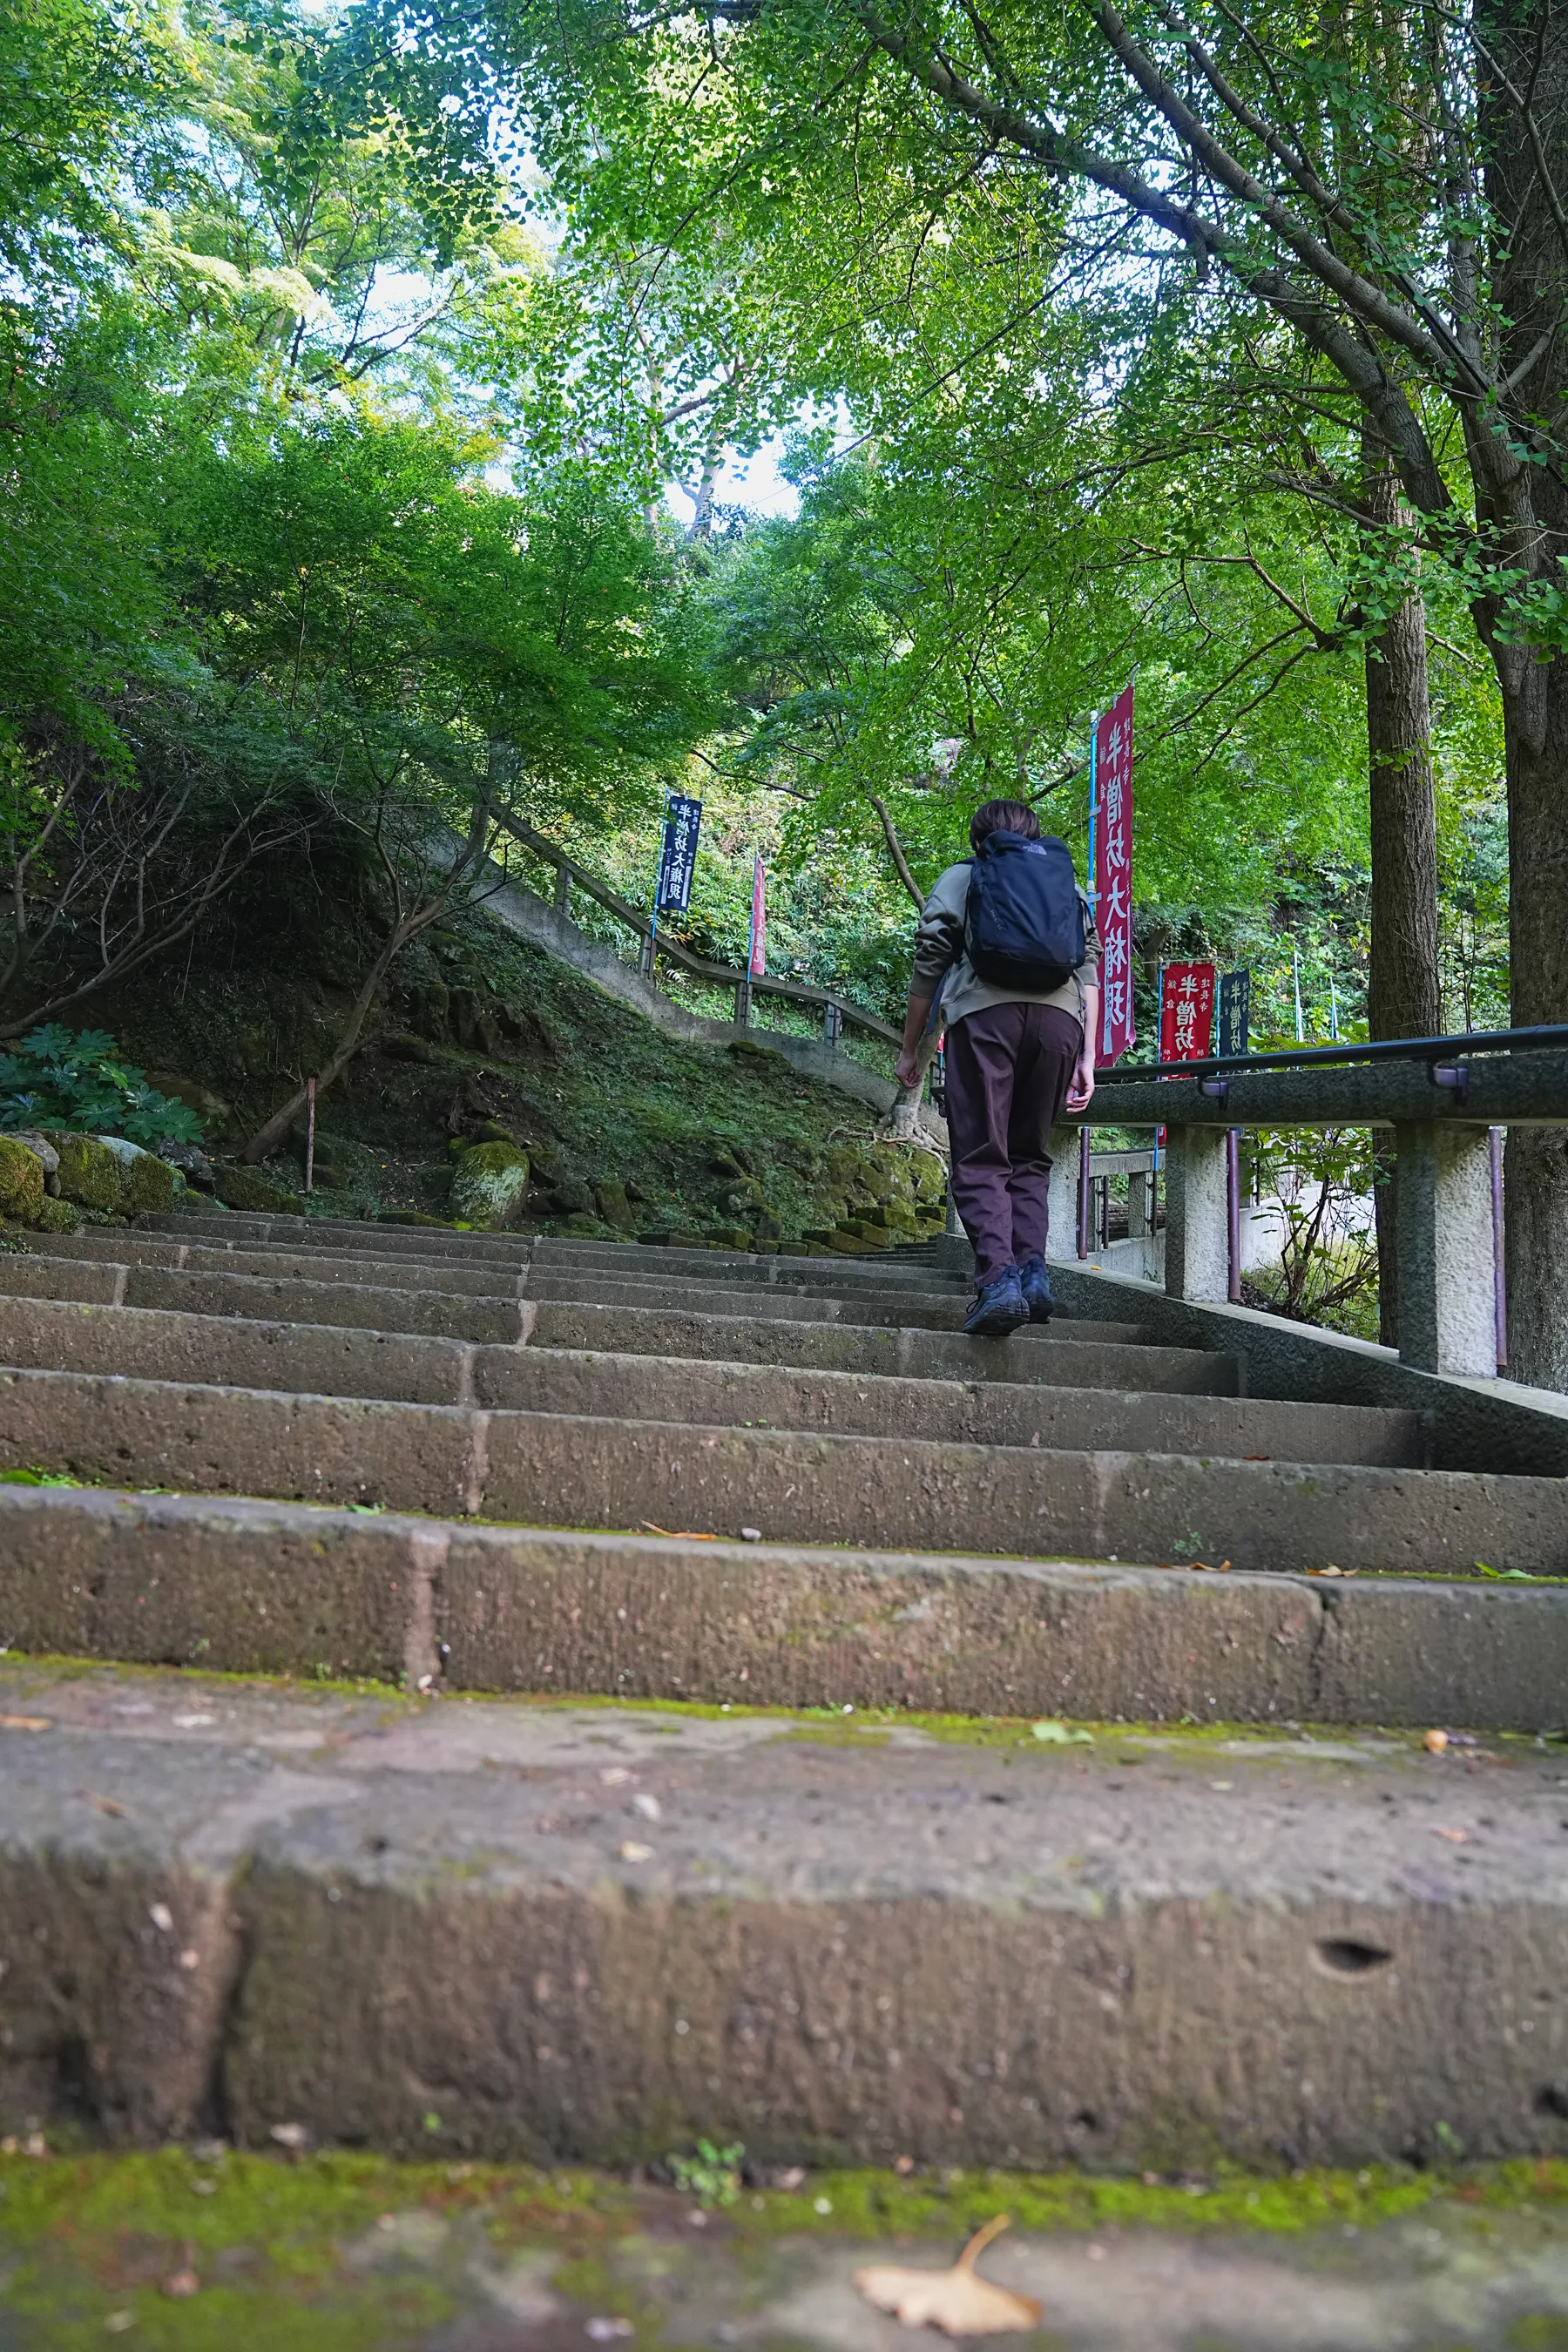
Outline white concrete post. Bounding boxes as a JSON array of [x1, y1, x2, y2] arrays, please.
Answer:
[[1394, 1121, 1498, 1377], [1046, 1146, 1079, 1262], [1164, 1124, 1230, 1302], [1127, 1169, 1152, 1238]]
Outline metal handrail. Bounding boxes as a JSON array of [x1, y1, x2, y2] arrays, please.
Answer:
[[1093, 1021, 1568, 1084]]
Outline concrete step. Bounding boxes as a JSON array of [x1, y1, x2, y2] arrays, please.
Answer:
[[536, 1236, 964, 1288], [3, 1659, 1565, 2164], [139, 1209, 534, 1268], [528, 1301, 1229, 1389], [0, 1365, 1561, 1571], [17, 1229, 531, 1300], [140, 1213, 970, 1296], [520, 1271, 1063, 1328], [505, 1345, 1419, 1464], [3, 1485, 1552, 1723], [0, 1247, 1146, 1355], [0, 1291, 1225, 1403], [141, 1211, 966, 1288], [0, 1254, 529, 1344]]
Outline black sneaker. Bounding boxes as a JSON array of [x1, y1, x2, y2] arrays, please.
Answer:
[[963, 1265, 1028, 1337], [1018, 1254, 1054, 1324]]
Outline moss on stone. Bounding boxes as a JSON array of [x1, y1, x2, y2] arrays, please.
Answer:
[[51, 1134, 125, 1213], [119, 1149, 178, 1214], [448, 1139, 530, 1230], [0, 1137, 45, 1223], [216, 1166, 305, 1215], [33, 1195, 81, 1234]]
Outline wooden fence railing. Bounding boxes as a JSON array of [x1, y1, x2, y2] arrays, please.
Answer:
[[493, 809, 902, 1050]]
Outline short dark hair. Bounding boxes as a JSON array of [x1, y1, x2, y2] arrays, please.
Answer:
[[970, 798, 1040, 850]]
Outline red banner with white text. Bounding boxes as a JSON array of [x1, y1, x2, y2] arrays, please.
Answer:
[[1159, 961, 1217, 1062], [1093, 684, 1135, 1066]]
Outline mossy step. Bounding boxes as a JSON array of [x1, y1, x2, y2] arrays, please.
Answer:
[[3, 1657, 1566, 2170]]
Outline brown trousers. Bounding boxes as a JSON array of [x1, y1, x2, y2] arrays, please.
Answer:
[[944, 1003, 1083, 1286]]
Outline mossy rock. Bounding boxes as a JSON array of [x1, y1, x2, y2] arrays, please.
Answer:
[[449, 1139, 530, 1231], [594, 1180, 636, 1233], [707, 1225, 754, 1251], [34, 1195, 82, 1235], [216, 1166, 306, 1216], [0, 1137, 45, 1223], [52, 1134, 125, 1213], [118, 1149, 178, 1215]]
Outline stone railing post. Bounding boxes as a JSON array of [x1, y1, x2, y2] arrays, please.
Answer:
[[1046, 1147, 1078, 1261], [1164, 1123, 1230, 1302], [1394, 1121, 1497, 1376]]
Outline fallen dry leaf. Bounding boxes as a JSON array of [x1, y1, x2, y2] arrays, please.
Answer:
[[1424, 1729, 1450, 1754], [1435, 1827, 1469, 1843], [82, 1790, 129, 1817], [854, 2214, 1042, 2336], [0, 1715, 51, 1732]]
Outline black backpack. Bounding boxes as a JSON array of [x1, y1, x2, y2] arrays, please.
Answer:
[[963, 830, 1085, 992]]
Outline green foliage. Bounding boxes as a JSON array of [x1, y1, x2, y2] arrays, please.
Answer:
[[0, 1027, 203, 1144], [666, 2140, 744, 2208]]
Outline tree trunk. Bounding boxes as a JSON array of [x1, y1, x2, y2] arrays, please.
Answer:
[[1477, 3, 1568, 1392], [1361, 443, 1443, 1351], [1498, 668, 1568, 1389]]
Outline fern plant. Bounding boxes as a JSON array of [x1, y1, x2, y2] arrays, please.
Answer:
[[0, 1027, 203, 1146]]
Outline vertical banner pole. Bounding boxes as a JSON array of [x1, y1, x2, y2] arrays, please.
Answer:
[[1490, 1125, 1508, 1370], [304, 1076, 316, 1196], [1293, 943, 1305, 1043], [1086, 712, 1098, 919], [1077, 1126, 1092, 1259], [1227, 1126, 1241, 1303]]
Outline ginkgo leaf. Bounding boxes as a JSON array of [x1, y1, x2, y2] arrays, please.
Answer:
[[854, 2214, 1043, 2336]]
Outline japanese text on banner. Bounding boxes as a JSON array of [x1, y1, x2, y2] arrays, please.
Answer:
[[1159, 962, 1218, 1062], [657, 794, 702, 914], [1092, 683, 1135, 1067]]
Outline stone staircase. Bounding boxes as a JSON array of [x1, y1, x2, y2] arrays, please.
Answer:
[[1, 1212, 1566, 2171]]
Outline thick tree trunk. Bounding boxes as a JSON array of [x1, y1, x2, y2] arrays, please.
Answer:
[[1498, 672, 1568, 1389], [1477, 5, 1568, 1392], [1362, 451, 1443, 1349]]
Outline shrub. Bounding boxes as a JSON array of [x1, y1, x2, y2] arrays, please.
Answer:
[[0, 1027, 203, 1146]]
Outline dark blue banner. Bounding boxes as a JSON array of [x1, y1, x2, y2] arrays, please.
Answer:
[[657, 794, 702, 913], [1218, 967, 1251, 1058]]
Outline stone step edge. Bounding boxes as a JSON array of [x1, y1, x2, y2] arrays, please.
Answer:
[[0, 1364, 1562, 1575], [0, 1247, 1124, 1335], [139, 1212, 963, 1285], [5, 1661, 1565, 2168], [0, 1292, 1227, 1411], [1, 1483, 1564, 1728]]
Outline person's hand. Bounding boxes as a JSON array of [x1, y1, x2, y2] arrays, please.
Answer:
[[1065, 1053, 1096, 1112], [895, 1049, 922, 1091]]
